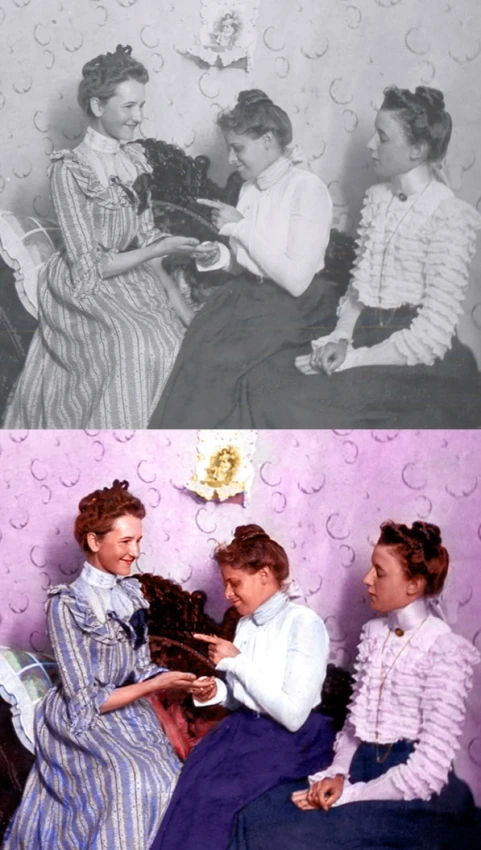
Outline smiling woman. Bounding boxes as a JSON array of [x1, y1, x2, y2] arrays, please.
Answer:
[[3, 480, 196, 850], [149, 88, 336, 428], [3, 45, 202, 429], [149, 524, 335, 850]]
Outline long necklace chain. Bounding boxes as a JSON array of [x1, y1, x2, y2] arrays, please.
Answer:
[[375, 616, 428, 763], [377, 181, 433, 321]]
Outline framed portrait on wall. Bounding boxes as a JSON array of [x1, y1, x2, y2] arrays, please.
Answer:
[[182, 0, 261, 69]]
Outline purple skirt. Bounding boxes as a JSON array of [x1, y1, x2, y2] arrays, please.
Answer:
[[150, 708, 334, 850]]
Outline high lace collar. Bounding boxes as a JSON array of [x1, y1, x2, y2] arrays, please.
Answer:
[[81, 561, 120, 588], [84, 125, 122, 154], [252, 590, 289, 626], [72, 561, 134, 623], [391, 164, 434, 199], [255, 155, 293, 191], [387, 596, 430, 633]]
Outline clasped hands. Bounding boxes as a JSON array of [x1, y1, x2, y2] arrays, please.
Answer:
[[146, 634, 239, 702], [291, 774, 345, 812], [295, 340, 348, 377]]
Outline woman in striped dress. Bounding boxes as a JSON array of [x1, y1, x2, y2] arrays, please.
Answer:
[[3, 45, 204, 428], [3, 480, 196, 850]]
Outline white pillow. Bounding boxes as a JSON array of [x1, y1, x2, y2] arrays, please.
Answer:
[[0, 646, 58, 752], [0, 210, 61, 318]]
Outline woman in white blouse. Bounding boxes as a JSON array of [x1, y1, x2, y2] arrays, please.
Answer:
[[229, 520, 480, 850], [243, 85, 481, 428], [148, 89, 334, 428], [150, 524, 335, 850]]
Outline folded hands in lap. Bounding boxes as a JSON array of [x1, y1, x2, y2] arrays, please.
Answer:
[[291, 775, 345, 812], [295, 340, 348, 376]]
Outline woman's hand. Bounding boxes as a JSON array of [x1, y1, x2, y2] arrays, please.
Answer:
[[147, 671, 197, 693], [196, 199, 244, 230], [311, 341, 348, 375], [189, 676, 218, 702], [194, 241, 222, 267], [193, 633, 240, 666], [147, 235, 200, 260], [291, 775, 345, 811]]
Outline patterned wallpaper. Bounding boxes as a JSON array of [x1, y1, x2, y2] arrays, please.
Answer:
[[0, 429, 480, 799], [0, 0, 480, 357]]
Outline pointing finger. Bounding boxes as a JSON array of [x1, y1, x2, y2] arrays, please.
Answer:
[[192, 633, 219, 644], [196, 198, 223, 208]]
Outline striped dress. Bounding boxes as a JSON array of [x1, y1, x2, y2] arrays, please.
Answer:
[[3, 138, 184, 428], [3, 579, 181, 850]]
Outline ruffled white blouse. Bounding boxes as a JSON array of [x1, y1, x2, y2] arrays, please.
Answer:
[[313, 171, 481, 367], [309, 597, 480, 804]]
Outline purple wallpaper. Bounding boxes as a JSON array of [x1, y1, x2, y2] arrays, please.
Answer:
[[0, 428, 480, 800]]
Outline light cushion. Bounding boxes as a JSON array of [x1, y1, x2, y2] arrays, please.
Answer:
[[0, 647, 58, 753], [0, 210, 61, 318]]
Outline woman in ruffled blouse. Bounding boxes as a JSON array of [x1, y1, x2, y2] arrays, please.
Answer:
[[3, 480, 196, 850], [3, 45, 205, 429], [149, 89, 335, 428], [243, 86, 481, 428], [229, 520, 480, 850]]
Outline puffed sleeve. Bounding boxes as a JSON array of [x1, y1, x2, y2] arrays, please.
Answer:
[[341, 197, 481, 368], [217, 608, 329, 732], [49, 155, 118, 299], [47, 592, 117, 734], [220, 175, 332, 297], [333, 632, 480, 805]]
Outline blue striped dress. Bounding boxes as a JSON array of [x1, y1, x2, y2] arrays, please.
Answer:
[[3, 579, 181, 850], [3, 140, 184, 428]]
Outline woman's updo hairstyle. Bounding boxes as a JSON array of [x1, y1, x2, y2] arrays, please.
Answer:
[[377, 520, 449, 595], [217, 89, 293, 149], [215, 524, 289, 583], [381, 85, 452, 163], [77, 44, 149, 117], [74, 479, 146, 553]]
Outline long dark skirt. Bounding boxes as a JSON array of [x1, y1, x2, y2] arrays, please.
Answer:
[[228, 741, 478, 850], [149, 709, 335, 850], [148, 272, 339, 428], [241, 306, 481, 428]]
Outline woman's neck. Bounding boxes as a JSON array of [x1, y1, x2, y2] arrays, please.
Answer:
[[391, 163, 433, 197]]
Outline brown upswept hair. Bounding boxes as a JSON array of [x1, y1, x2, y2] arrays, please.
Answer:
[[74, 479, 146, 553], [377, 520, 449, 596], [77, 44, 149, 117], [381, 85, 452, 163], [217, 89, 292, 149], [215, 524, 289, 583]]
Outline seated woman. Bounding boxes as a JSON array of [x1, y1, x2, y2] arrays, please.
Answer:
[[149, 89, 335, 428], [149, 525, 335, 850], [3, 480, 197, 849], [242, 86, 481, 428], [228, 520, 480, 850], [3, 45, 208, 429]]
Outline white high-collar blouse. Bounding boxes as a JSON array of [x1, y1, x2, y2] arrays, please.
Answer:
[[200, 155, 333, 296], [195, 590, 329, 733]]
